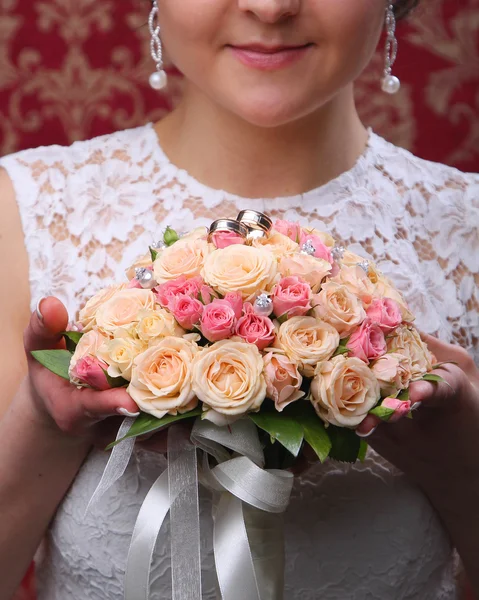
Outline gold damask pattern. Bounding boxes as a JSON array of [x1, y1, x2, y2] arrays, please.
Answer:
[[0, 0, 477, 171]]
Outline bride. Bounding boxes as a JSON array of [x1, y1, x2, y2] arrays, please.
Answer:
[[0, 0, 478, 598]]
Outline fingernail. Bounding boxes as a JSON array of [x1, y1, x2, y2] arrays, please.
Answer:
[[117, 408, 140, 417], [36, 297, 46, 323], [411, 402, 422, 411], [356, 425, 378, 438]]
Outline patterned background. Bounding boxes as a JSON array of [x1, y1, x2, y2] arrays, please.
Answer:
[[2, 0, 478, 598], [1, 0, 478, 172]]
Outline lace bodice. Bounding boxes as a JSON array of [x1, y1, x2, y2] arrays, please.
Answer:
[[2, 124, 478, 599]]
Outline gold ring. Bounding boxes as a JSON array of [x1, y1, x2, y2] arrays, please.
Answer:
[[207, 219, 249, 243], [237, 210, 273, 233]]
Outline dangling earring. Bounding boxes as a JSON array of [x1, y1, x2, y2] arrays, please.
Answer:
[[149, 0, 168, 90], [381, 2, 401, 94]]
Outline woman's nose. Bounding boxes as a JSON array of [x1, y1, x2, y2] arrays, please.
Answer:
[[238, 0, 301, 23]]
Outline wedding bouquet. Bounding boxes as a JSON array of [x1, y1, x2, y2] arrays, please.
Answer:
[[32, 210, 441, 600]]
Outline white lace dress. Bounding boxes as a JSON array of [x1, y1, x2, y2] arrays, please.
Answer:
[[2, 124, 478, 600]]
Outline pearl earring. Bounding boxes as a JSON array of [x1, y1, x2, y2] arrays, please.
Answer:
[[381, 2, 401, 94], [149, 0, 168, 90]]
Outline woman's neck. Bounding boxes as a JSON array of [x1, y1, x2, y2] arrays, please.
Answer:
[[154, 84, 368, 199]]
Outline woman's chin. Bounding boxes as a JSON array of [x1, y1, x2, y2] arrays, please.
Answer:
[[229, 96, 316, 129]]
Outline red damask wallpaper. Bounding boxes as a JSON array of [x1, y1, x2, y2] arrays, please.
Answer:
[[1, 0, 478, 172], [2, 1, 478, 599]]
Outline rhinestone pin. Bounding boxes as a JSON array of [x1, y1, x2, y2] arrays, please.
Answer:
[[254, 293, 273, 317], [300, 240, 316, 256], [357, 261, 370, 274], [331, 246, 345, 261], [151, 240, 166, 250], [135, 267, 157, 289]]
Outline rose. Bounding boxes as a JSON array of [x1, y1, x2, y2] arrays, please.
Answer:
[[313, 281, 366, 338], [276, 316, 340, 377], [69, 329, 108, 379], [201, 299, 236, 342], [272, 276, 311, 318], [70, 356, 111, 391], [370, 352, 413, 396], [346, 319, 387, 364], [311, 355, 380, 427], [374, 276, 415, 322], [127, 337, 199, 419], [332, 265, 376, 308], [180, 226, 208, 242], [211, 231, 246, 249], [223, 292, 243, 319], [94, 289, 156, 334], [171, 295, 204, 330], [387, 325, 433, 379], [125, 252, 153, 281], [252, 231, 299, 259], [97, 336, 146, 381], [136, 308, 184, 342], [301, 227, 335, 248], [155, 275, 204, 309], [191, 339, 266, 425], [366, 297, 402, 332], [235, 303, 276, 350], [263, 351, 304, 412], [299, 232, 333, 263], [202, 245, 278, 300], [78, 284, 127, 332], [380, 397, 412, 423], [153, 238, 213, 283], [278, 254, 331, 293], [273, 220, 302, 242]]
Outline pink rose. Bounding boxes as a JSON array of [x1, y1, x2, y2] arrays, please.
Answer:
[[201, 299, 236, 342], [272, 276, 311, 318], [235, 303, 276, 350], [299, 232, 333, 264], [346, 319, 387, 364], [274, 220, 302, 242], [264, 352, 304, 411], [224, 291, 243, 319], [381, 397, 412, 423], [211, 231, 246, 249], [155, 276, 204, 309], [171, 294, 204, 330], [366, 298, 402, 332], [70, 355, 111, 391], [199, 284, 217, 305]]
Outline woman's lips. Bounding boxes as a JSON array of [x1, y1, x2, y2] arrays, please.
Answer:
[[228, 44, 312, 71]]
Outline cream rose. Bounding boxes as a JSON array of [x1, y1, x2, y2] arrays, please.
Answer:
[[311, 355, 380, 427], [94, 289, 156, 335], [78, 284, 127, 332], [313, 281, 366, 338], [387, 325, 433, 379], [332, 265, 376, 308], [191, 339, 266, 425], [69, 329, 108, 383], [153, 238, 213, 283], [252, 231, 299, 260], [180, 226, 208, 242], [125, 252, 153, 281], [136, 308, 184, 343], [127, 336, 199, 419], [97, 336, 147, 381], [278, 253, 331, 293], [263, 351, 304, 412], [276, 316, 340, 377], [202, 245, 278, 300], [371, 352, 413, 396]]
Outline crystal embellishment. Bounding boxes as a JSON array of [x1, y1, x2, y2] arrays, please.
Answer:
[[331, 246, 345, 261], [301, 240, 316, 256], [135, 267, 157, 289], [357, 261, 370, 274], [254, 293, 273, 317], [150, 240, 166, 250]]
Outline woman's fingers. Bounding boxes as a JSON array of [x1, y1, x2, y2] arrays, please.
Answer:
[[409, 365, 464, 411], [356, 414, 381, 437], [421, 332, 478, 378], [24, 296, 69, 353]]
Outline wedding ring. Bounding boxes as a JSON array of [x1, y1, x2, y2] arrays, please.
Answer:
[[237, 210, 273, 234], [207, 219, 248, 243]]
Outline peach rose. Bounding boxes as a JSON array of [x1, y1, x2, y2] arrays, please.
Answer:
[[78, 284, 127, 332], [311, 355, 380, 427], [127, 336, 199, 419], [94, 289, 156, 335], [202, 245, 278, 300], [374, 276, 415, 322], [136, 308, 184, 343], [313, 281, 366, 338], [346, 319, 387, 364], [69, 329, 108, 382], [387, 325, 433, 379], [380, 397, 412, 423], [278, 253, 331, 293], [366, 297, 402, 332], [180, 226, 208, 242], [370, 352, 413, 396], [191, 339, 266, 425], [125, 252, 153, 281], [70, 356, 111, 391], [153, 238, 213, 283], [276, 316, 340, 377], [252, 231, 299, 259], [273, 220, 302, 242], [97, 335, 147, 381], [263, 351, 304, 412], [332, 265, 376, 308]]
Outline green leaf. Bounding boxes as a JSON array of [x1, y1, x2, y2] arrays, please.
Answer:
[[432, 361, 458, 370], [358, 439, 368, 462], [327, 426, 361, 463], [30, 349, 73, 380], [249, 410, 304, 457], [101, 369, 129, 389], [62, 330, 84, 352], [369, 405, 396, 421], [150, 247, 158, 262], [422, 374, 446, 383], [332, 345, 350, 357], [397, 389, 410, 401], [164, 226, 180, 246], [107, 407, 202, 449], [289, 403, 331, 462]]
